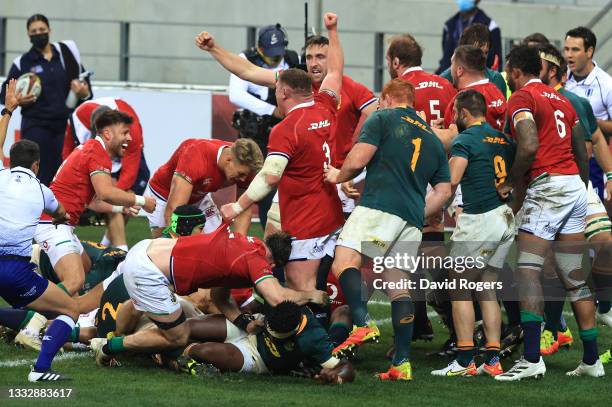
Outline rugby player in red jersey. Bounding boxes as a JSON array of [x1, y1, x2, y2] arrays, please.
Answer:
[[444, 45, 506, 131], [145, 137, 262, 237], [89, 227, 328, 365], [34, 110, 156, 297], [62, 97, 148, 251], [387, 34, 456, 128], [195, 13, 344, 297], [494, 45, 602, 381]]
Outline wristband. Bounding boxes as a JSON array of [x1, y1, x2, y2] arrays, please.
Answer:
[[111, 205, 124, 213], [606, 172, 612, 181], [135, 195, 146, 206], [233, 313, 252, 331], [231, 202, 244, 215], [1, 108, 13, 117]]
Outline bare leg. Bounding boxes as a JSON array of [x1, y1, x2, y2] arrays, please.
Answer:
[[186, 342, 244, 372]]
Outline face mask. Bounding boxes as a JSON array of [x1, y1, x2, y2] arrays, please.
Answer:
[[30, 33, 49, 49], [456, 0, 475, 13]]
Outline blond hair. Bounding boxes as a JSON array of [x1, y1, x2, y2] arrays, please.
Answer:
[[231, 138, 264, 172]]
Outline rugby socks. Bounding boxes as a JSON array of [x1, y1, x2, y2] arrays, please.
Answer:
[[543, 276, 566, 338], [592, 272, 612, 314], [579, 328, 599, 365], [520, 311, 543, 363], [484, 342, 501, 365], [456, 341, 475, 367], [68, 326, 80, 343], [329, 322, 350, 347], [559, 314, 568, 332], [0, 308, 31, 331], [101, 234, 111, 247], [391, 298, 415, 366], [34, 315, 75, 372], [117, 244, 128, 252], [503, 301, 521, 327], [338, 268, 369, 327], [103, 336, 126, 355]]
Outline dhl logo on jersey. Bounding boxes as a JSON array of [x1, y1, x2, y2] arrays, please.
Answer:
[[264, 336, 281, 357], [483, 136, 509, 145], [415, 81, 444, 90], [401, 115, 432, 134], [489, 99, 504, 108], [308, 120, 331, 131], [541, 91, 563, 102]]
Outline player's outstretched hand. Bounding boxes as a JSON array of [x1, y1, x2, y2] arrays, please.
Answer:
[[195, 31, 215, 51], [309, 290, 330, 306], [315, 359, 355, 384], [142, 196, 156, 213], [124, 205, 141, 216], [341, 180, 360, 199], [220, 202, 239, 222], [246, 319, 264, 335], [4, 79, 22, 112], [496, 182, 512, 201], [52, 212, 70, 226], [323, 12, 338, 30], [324, 165, 340, 184]]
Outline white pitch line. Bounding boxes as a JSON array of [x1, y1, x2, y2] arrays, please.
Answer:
[[0, 351, 89, 368]]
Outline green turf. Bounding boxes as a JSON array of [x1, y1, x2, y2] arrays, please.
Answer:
[[1, 218, 610, 406]]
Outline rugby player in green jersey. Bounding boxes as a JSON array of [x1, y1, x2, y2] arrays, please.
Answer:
[[325, 79, 451, 380], [431, 90, 514, 378], [178, 301, 354, 384]]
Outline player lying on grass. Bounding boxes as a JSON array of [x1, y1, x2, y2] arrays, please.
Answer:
[[89, 225, 328, 365], [172, 301, 355, 384]]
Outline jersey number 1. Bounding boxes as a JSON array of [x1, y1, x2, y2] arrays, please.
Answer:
[[494, 155, 507, 187], [411, 138, 422, 171]]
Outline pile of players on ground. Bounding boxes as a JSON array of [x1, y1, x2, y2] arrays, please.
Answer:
[[2, 12, 612, 384]]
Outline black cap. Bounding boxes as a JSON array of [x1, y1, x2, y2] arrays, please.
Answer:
[[258, 24, 287, 57]]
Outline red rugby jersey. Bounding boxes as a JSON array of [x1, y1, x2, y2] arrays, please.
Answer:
[[170, 226, 273, 295], [400, 67, 457, 126], [312, 75, 377, 166], [148, 139, 230, 204], [42, 138, 112, 225], [62, 98, 144, 191], [267, 92, 344, 239], [507, 79, 579, 180], [443, 79, 507, 131]]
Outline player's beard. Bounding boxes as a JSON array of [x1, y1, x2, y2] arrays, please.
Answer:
[[455, 114, 467, 133]]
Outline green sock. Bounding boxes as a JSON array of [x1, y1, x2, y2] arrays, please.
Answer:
[[17, 310, 36, 330], [68, 326, 80, 343], [107, 336, 126, 354], [57, 283, 71, 296], [391, 298, 415, 366]]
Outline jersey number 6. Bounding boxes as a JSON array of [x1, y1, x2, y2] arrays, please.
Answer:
[[554, 110, 567, 138]]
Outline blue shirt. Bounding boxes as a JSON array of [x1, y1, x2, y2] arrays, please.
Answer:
[[1, 47, 74, 128], [0, 166, 59, 257]]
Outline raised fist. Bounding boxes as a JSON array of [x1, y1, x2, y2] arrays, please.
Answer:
[[323, 12, 338, 30], [195, 31, 216, 51]]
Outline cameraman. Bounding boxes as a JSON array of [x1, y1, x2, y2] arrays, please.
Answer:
[[229, 23, 299, 226]]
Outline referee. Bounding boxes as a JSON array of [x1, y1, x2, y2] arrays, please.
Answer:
[[0, 79, 78, 382]]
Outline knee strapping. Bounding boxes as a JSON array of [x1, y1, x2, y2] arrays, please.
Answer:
[[517, 252, 545, 272], [585, 216, 612, 241]]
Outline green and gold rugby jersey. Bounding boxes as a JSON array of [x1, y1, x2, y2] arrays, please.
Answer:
[[358, 107, 450, 228], [451, 122, 515, 214]]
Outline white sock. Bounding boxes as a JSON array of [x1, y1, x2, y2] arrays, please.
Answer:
[[101, 233, 111, 247], [117, 244, 128, 251]]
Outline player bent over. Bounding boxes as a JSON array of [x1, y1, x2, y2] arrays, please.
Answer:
[[90, 227, 328, 365], [495, 45, 602, 381], [431, 91, 514, 378], [180, 301, 354, 384], [325, 79, 451, 380], [34, 110, 156, 297]]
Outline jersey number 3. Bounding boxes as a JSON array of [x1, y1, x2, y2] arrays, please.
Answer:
[[494, 155, 507, 187], [323, 142, 331, 169]]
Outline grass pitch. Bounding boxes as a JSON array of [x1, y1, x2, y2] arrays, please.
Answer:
[[1, 218, 610, 406]]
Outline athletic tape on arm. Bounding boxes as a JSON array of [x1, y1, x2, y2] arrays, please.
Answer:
[[245, 155, 288, 202]]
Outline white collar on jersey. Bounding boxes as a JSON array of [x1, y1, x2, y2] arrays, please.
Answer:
[[217, 145, 228, 164], [568, 61, 606, 86], [94, 136, 107, 151], [10, 166, 36, 177], [288, 99, 315, 114], [401, 66, 424, 76], [465, 78, 489, 88], [525, 78, 542, 86]]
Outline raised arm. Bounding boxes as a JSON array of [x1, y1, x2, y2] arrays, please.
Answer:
[[0, 79, 20, 163], [195, 31, 276, 87], [319, 13, 343, 97]]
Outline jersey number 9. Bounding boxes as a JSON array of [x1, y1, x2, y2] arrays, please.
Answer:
[[493, 155, 507, 187]]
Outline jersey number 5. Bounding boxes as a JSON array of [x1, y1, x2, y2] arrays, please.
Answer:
[[494, 155, 507, 187], [411, 138, 422, 171], [429, 100, 440, 126]]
